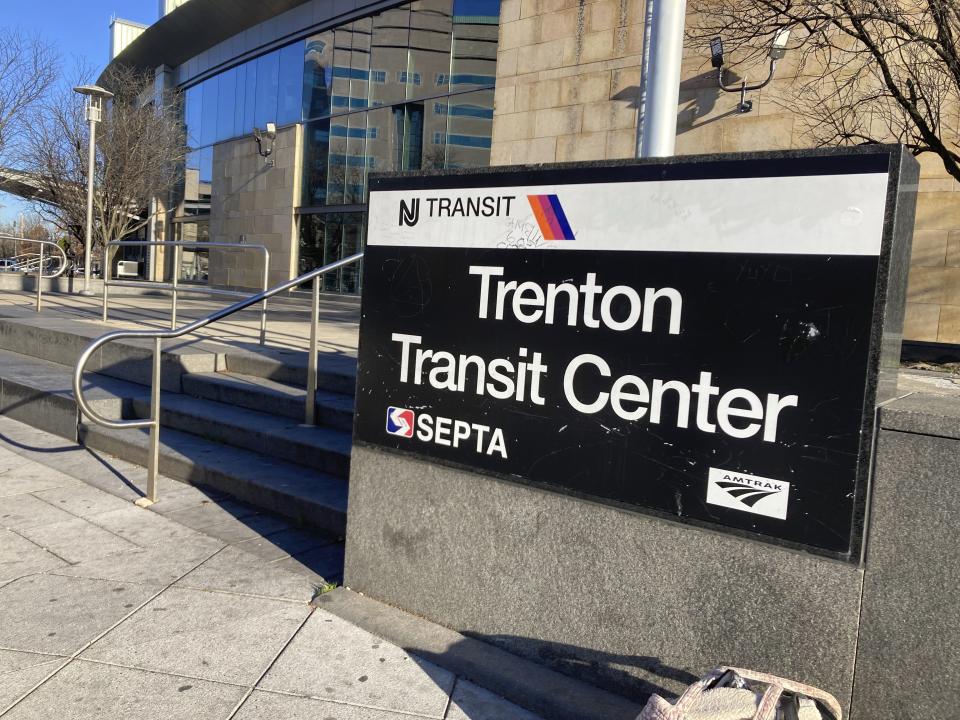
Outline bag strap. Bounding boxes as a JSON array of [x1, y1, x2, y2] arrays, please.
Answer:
[[725, 666, 842, 720]]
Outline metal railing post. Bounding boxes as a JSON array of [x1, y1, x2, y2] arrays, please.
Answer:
[[74, 252, 363, 501], [305, 275, 319, 425], [102, 245, 110, 322], [170, 244, 180, 330], [259, 251, 269, 345], [35, 244, 43, 312], [147, 336, 161, 503]]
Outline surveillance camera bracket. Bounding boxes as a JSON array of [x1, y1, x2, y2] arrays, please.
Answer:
[[253, 127, 276, 165], [716, 59, 777, 113]]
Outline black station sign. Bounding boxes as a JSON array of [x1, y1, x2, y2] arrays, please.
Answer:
[[354, 150, 915, 560]]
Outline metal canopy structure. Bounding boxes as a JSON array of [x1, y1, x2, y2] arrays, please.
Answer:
[[98, 0, 313, 82]]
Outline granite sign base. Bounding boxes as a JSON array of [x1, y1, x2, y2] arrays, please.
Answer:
[[344, 444, 866, 711], [345, 380, 960, 718]]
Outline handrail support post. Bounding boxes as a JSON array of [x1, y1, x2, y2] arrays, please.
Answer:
[[36, 244, 43, 312], [305, 276, 319, 425], [171, 245, 180, 330], [147, 336, 161, 503], [259, 251, 269, 345]]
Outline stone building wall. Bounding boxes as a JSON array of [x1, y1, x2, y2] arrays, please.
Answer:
[[208, 124, 301, 290], [491, 3, 960, 343]]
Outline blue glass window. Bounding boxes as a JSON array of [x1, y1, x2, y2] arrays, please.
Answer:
[[254, 51, 280, 129], [216, 67, 237, 141], [278, 42, 304, 125], [199, 75, 218, 147]]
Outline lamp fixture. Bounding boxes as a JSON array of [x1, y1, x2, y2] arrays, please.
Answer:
[[710, 29, 792, 113], [253, 122, 277, 165]]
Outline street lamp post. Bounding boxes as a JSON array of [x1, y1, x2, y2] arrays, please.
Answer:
[[73, 85, 114, 296]]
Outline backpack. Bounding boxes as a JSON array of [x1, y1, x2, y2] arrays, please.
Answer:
[[637, 666, 843, 720]]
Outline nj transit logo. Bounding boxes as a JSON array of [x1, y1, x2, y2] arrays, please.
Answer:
[[527, 194, 575, 240], [386, 407, 415, 437]]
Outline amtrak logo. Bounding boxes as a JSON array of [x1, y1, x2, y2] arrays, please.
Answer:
[[706, 467, 790, 520], [399, 198, 420, 227], [386, 407, 415, 437]]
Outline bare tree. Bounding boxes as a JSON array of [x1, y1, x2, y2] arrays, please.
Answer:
[[0, 29, 57, 160], [687, 0, 960, 181], [23, 64, 187, 267]]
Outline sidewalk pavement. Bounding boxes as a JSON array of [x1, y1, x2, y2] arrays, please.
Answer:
[[0, 287, 360, 356], [0, 415, 542, 720]]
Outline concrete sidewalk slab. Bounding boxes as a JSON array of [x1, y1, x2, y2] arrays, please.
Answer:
[[272, 541, 345, 585], [0, 494, 76, 530], [0, 574, 159, 655], [88, 505, 220, 548], [0, 451, 37, 476], [32, 484, 132, 518], [233, 527, 332, 562], [0, 413, 581, 720], [0, 464, 76, 498], [0, 530, 67, 582], [175, 545, 318, 602], [49, 541, 223, 586], [2, 661, 245, 720], [232, 690, 438, 719], [447, 679, 544, 720], [0, 652, 65, 711], [14, 517, 137, 565], [260, 609, 456, 718], [81, 587, 311, 685]]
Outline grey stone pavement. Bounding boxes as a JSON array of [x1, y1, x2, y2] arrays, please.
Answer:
[[0, 287, 361, 356], [0, 414, 543, 720]]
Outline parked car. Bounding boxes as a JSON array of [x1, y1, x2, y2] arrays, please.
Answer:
[[0, 259, 18, 272]]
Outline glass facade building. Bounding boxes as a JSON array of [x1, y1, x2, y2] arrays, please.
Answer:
[[179, 0, 499, 293]]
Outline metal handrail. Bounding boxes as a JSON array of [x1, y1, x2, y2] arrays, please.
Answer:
[[74, 251, 363, 504], [102, 240, 271, 344], [0, 234, 68, 312]]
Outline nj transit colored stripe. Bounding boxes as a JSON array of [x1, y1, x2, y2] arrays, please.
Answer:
[[528, 195, 575, 240]]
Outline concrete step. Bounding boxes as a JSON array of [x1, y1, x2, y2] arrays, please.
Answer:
[[78, 423, 347, 535], [222, 344, 357, 394], [0, 346, 347, 535], [0, 316, 223, 391], [182, 371, 354, 431], [0, 316, 358, 398], [130, 393, 352, 478], [0, 347, 148, 439]]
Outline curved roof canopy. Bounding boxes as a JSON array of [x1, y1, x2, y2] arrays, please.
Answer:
[[100, 0, 312, 82]]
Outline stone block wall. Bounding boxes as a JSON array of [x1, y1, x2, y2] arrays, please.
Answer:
[[208, 124, 301, 290], [491, 0, 645, 164], [491, 4, 960, 343]]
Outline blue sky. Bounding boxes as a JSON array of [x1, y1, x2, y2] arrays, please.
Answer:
[[1, 0, 157, 222], [5, 0, 157, 70]]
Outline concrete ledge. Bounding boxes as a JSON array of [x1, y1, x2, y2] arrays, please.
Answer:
[[881, 381, 960, 440], [314, 587, 643, 720]]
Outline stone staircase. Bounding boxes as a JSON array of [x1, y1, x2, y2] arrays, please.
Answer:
[[0, 314, 355, 535]]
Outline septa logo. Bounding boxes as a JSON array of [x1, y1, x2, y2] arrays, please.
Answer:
[[386, 407, 415, 437], [706, 467, 790, 520], [399, 198, 420, 227], [527, 194, 575, 240]]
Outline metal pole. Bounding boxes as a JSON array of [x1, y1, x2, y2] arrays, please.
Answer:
[[102, 244, 110, 322], [171, 244, 180, 330], [635, 0, 656, 156], [36, 244, 43, 312], [639, 0, 687, 157], [259, 252, 269, 345], [147, 336, 161, 503], [82, 116, 97, 295], [304, 276, 319, 425]]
